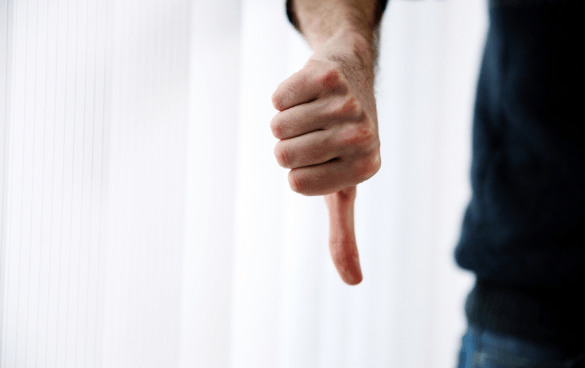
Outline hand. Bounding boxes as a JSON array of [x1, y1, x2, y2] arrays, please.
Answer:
[[270, 33, 381, 285]]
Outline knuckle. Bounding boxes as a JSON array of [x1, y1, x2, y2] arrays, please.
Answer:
[[344, 121, 376, 148], [360, 122, 376, 144], [270, 116, 283, 139], [272, 75, 300, 111], [274, 145, 291, 168], [339, 95, 364, 119], [319, 66, 344, 92], [356, 162, 370, 182], [355, 152, 381, 182], [283, 82, 297, 98], [272, 90, 283, 110], [371, 151, 382, 175], [288, 171, 302, 193]]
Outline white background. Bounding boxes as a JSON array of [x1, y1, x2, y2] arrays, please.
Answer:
[[0, 0, 488, 367]]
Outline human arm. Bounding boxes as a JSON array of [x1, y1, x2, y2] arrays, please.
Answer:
[[270, 0, 386, 285]]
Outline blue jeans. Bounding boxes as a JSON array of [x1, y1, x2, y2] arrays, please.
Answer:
[[457, 323, 585, 368]]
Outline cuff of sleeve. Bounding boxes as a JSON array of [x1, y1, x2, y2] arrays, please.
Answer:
[[286, 0, 300, 31]]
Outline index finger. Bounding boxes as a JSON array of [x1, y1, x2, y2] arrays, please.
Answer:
[[271, 64, 344, 111]]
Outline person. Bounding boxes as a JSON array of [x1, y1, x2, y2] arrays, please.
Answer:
[[270, 0, 585, 366]]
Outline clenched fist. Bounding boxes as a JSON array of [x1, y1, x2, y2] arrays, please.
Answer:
[[270, 34, 381, 285]]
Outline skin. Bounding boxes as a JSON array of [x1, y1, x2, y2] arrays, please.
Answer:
[[271, 13, 381, 285]]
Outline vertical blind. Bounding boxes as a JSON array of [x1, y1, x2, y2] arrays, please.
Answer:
[[1, 0, 487, 367], [2, 0, 109, 366]]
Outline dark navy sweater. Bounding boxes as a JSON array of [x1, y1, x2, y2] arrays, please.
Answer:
[[286, 0, 585, 352], [456, 0, 585, 352]]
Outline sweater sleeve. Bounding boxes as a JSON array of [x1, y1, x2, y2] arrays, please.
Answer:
[[285, 0, 390, 32]]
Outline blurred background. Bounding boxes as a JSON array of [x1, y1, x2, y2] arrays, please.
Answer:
[[0, 0, 487, 367]]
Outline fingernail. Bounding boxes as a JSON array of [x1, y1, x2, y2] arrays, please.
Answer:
[[345, 272, 362, 285], [345, 264, 363, 285]]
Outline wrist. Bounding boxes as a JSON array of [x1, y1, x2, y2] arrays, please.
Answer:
[[315, 29, 376, 90], [315, 29, 374, 69]]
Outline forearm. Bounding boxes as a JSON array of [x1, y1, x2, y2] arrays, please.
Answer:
[[286, 0, 384, 86]]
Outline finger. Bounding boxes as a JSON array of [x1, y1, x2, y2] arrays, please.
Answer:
[[324, 186, 362, 285], [270, 93, 363, 140], [274, 129, 343, 169], [288, 158, 360, 196], [270, 97, 330, 140], [271, 66, 345, 112], [288, 149, 379, 196]]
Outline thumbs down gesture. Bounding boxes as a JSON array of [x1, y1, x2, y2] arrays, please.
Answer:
[[270, 35, 381, 285]]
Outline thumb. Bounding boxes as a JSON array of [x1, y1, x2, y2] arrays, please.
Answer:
[[324, 186, 363, 285]]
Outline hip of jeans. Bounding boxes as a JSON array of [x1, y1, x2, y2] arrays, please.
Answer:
[[458, 323, 585, 368]]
